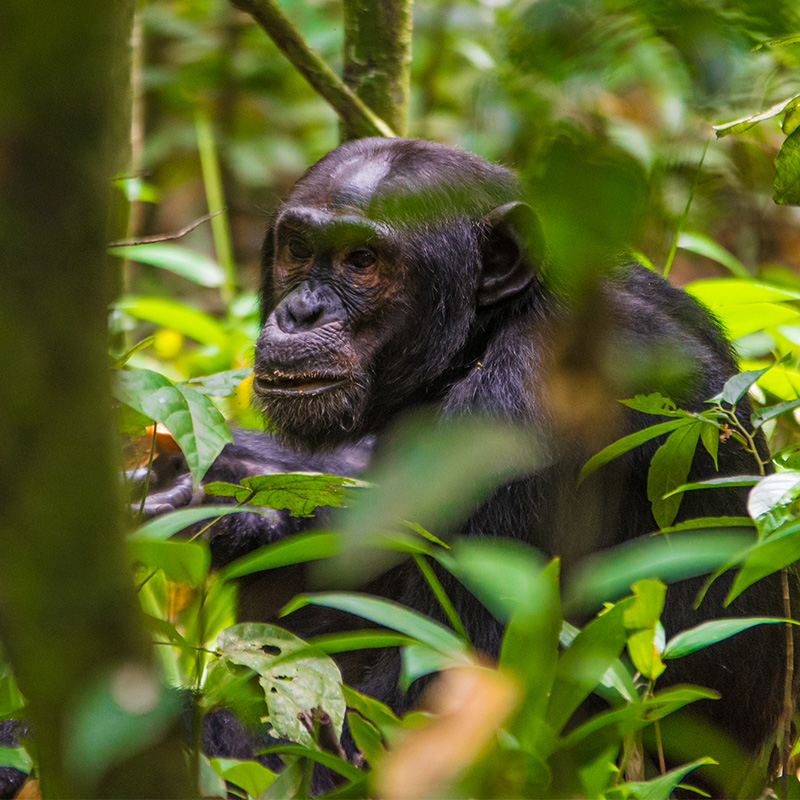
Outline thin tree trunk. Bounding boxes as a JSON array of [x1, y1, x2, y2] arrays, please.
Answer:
[[0, 1, 191, 796], [342, 0, 414, 140]]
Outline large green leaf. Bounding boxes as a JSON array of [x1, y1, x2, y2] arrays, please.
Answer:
[[205, 472, 358, 518], [218, 623, 346, 749], [647, 423, 702, 528], [219, 530, 340, 580], [127, 539, 210, 587], [115, 296, 230, 346], [611, 758, 716, 800], [115, 368, 232, 488]]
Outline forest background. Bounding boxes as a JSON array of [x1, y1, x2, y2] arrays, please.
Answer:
[[3, 0, 800, 797]]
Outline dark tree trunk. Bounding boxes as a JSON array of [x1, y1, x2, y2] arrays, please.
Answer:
[[0, 1, 192, 796]]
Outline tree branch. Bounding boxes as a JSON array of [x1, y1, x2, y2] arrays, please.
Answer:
[[108, 210, 222, 247], [229, 0, 396, 139]]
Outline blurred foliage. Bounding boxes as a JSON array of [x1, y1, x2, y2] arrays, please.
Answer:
[[8, 0, 800, 797]]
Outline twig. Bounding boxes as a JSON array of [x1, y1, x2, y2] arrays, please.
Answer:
[[108, 211, 223, 247], [781, 566, 794, 799], [229, 0, 396, 139]]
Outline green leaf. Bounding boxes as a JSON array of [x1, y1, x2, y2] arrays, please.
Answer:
[[127, 539, 210, 587], [776, 129, 800, 206], [218, 623, 346, 749], [747, 472, 800, 519], [0, 746, 31, 774], [341, 686, 404, 743], [726, 518, 800, 603], [66, 666, 181, 789], [564, 530, 756, 615], [699, 422, 720, 470], [613, 758, 716, 800], [713, 95, 800, 138], [205, 472, 358, 518], [547, 599, 630, 733], [281, 593, 468, 657], [677, 233, 749, 278], [219, 531, 340, 581], [648, 423, 702, 528], [663, 476, 761, 499], [562, 686, 717, 749], [501, 560, 562, 738], [660, 515, 754, 532], [687, 279, 800, 306], [209, 758, 276, 797], [400, 644, 455, 690], [579, 418, 692, 483], [441, 538, 546, 623], [115, 368, 232, 488], [0, 664, 25, 718], [752, 398, 800, 429], [711, 366, 774, 406], [663, 618, 796, 659], [141, 614, 192, 657], [181, 368, 252, 397], [115, 296, 230, 346], [347, 712, 384, 766], [129, 505, 264, 542], [109, 244, 225, 287], [619, 393, 682, 417], [257, 744, 363, 782]]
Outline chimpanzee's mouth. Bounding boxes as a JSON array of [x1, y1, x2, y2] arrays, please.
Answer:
[[253, 372, 347, 396]]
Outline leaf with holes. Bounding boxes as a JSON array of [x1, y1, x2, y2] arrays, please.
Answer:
[[217, 623, 345, 748], [205, 472, 359, 517]]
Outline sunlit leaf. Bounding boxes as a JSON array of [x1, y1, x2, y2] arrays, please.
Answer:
[[127, 539, 210, 587], [115, 368, 232, 488], [109, 244, 225, 287], [677, 233, 749, 278]]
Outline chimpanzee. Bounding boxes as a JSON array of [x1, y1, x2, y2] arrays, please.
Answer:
[[157, 138, 789, 787], [0, 138, 789, 798]]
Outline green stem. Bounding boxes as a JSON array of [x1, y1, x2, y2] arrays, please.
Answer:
[[663, 135, 711, 279], [412, 554, 469, 644], [195, 109, 237, 308]]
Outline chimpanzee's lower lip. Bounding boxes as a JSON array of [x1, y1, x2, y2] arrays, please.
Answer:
[[253, 374, 347, 396]]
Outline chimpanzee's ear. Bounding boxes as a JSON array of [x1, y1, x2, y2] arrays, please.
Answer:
[[478, 201, 544, 307]]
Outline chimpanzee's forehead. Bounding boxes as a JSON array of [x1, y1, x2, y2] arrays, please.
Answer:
[[291, 154, 394, 211]]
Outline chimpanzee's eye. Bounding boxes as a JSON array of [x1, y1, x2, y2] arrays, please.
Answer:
[[287, 236, 313, 261], [346, 247, 376, 270]]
